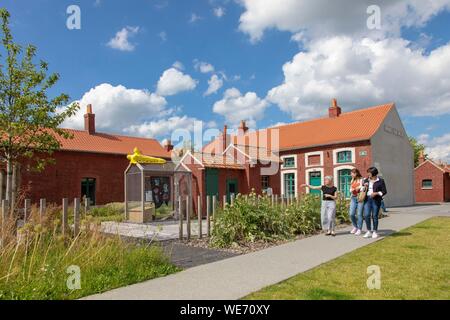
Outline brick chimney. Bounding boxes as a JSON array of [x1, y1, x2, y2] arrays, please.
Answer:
[[238, 120, 249, 136], [329, 98, 342, 118], [222, 125, 228, 151], [163, 139, 174, 152], [84, 104, 95, 134], [418, 150, 425, 165]]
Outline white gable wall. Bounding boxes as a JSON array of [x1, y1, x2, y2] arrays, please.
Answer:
[[370, 106, 415, 206]]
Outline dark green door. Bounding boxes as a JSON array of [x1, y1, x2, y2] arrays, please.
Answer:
[[309, 171, 321, 195], [206, 168, 219, 197], [338, 169, 352, 198], [226, 178, 238, 203], [283, 173, 296, 196], [81, 178, 96, 205]]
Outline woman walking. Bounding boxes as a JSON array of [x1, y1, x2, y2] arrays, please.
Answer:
[[349, 168, 364, 235], [362, 167, 387, 239], [301, 176, 338, 236]]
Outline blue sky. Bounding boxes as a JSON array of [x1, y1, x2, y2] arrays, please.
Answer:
[[2, 0, 450, 160]]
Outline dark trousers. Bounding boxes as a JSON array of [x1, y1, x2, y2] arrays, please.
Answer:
[[364, 197, 381, 231]]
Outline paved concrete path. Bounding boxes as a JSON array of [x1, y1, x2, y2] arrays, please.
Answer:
[[102, 219, 208, 241], [85, 204, 450, 300]]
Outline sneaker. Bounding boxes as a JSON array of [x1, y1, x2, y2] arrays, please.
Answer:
[[350, 227, 357, 234], [372, 231, 379, 239], [363, 231, 372, 238], [331, 231, 336, 237], [325, 230, 331, 236], [355, 229, 361, 236]]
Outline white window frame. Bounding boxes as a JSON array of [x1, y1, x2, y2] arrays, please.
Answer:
[[280, 169, 297, 197], [333, 165, 355, 198], [281, 154, 297, 170], [304, 151, 323, 167], [304, 168, 324, 194], [333, 147, 356, 165]]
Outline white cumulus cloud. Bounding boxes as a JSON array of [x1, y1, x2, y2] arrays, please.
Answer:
[[194, 60, 215, 73], [267, 36, 450, 120], [124, 116, 199, 138], [156, 68, 198, 96], [213, 7, 226, 18], [107, 26, 139, 51], [204, 74, 224, 96], [238, 0, 450, 42], [61, 83, 167, 134], [418, 133, 450, 162], [213, 88, 268, 126]]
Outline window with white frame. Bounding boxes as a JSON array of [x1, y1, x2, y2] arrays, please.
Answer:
[[333, 148, 355, 164], [281, 155, 297, 169]]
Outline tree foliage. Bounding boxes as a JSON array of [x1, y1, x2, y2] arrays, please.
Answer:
[[409, 136, 427, 167], [0, 9, 79, 167], [0, 8, 79, 201]]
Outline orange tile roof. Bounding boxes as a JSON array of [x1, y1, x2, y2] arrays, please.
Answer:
[[204, 103, 395, 152], [189, 152, 245, 170], [56, 129, 171, 158]]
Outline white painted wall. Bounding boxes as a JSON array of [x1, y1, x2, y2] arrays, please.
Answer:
[[370, 106, 415, 206]]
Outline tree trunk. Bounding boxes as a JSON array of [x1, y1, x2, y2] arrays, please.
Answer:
[[5, 159, 13, 204]]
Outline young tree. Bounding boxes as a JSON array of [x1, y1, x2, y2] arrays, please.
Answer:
[[0, 9, 79, 204], [409, 136, 427, 167]]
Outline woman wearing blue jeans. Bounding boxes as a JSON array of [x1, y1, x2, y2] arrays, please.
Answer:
[[362, 167, 387, 239], [349, 168, 364, 235]]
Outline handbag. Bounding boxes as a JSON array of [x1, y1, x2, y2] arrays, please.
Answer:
[[357, 179, 367, 203], [357, 189, 367, 203]]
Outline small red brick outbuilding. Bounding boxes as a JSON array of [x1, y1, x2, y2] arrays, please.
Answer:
[[414, 153, 450, 203], [0, 105, 173, 205]]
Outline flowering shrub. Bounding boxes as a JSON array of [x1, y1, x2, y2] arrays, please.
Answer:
[[211, 192, 350, 248]]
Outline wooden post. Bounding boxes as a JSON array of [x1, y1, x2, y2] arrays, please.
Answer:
[[275, 194, 278, 207], [212, 195, 217, 224], [271, 194, 274, 207], [223, 194, 227, 209], [206, 195, 211, 237], [11, 164, 17, 214], [1, 200, 9, 245], [231, 193, 235, 206], [84, 197, 90, 217], [62, 198, 69, 236], [0, 170, 4, 202], [197, 195, 202, 239], [186, 195, 191, 240], [24, 199, 31, 223], [74, 198, 80, 236], [39, 199, 46, 223], [178, 196, 183, 240]]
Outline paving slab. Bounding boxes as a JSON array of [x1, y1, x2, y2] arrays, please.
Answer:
[[85, 204, 450, 300]]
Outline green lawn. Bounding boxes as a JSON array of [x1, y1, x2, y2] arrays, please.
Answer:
[[246, 217, 450, 300]]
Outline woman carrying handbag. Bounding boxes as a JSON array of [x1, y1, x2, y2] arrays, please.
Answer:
[[349, 168, 365, 235]]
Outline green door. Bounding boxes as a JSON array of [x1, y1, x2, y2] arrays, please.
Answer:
[[283, 173, 296, 196], [338, 169, 352, 198], [81, 178, 96, 205], [206, 168, 219, 197], [309, 171, 321, 195], [226, 178, 238, 203]]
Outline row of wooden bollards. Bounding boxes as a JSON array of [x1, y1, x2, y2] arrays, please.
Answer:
[[178, 195, 221, 241], [0, 197, 91, 238]]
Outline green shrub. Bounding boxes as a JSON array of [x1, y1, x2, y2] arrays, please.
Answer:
[[211, 192, 350, 248]]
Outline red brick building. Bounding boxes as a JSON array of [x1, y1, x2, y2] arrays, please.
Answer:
[[414, 153, 450, 203], [0, 105, 172, 205], [185, 99, 415, 209]]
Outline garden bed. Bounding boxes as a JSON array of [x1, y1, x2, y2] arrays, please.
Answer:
[[178, 193, 350, 254]]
